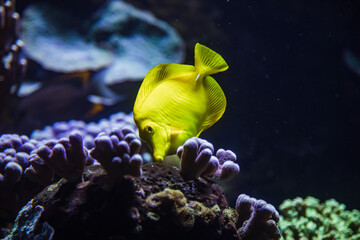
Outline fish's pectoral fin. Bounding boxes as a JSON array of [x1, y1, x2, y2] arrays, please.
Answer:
[[169, 126, 194, 153], [200, 76, 227, 132], [194, 43, 228, 77], [170, 125, 184, 137], [134, 63, 195, 112]]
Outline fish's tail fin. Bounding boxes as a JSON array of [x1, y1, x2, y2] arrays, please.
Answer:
[[194, 43, 229, 79]]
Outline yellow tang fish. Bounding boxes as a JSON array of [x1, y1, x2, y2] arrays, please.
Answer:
[[133, 43, 228, 162]]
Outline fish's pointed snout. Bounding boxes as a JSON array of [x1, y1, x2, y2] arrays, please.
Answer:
[[153, 147, 166, 162]]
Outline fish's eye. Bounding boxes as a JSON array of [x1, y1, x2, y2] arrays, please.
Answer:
[[145, 126, 153, 134]]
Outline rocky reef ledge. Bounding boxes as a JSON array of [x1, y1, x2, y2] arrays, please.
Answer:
[[6, 163, 238, 240]]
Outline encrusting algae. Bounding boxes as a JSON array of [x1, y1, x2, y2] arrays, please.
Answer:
[[133, 43, 229, 162]]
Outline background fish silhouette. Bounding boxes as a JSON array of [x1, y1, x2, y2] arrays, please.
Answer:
[[133, 43, 229, 162]]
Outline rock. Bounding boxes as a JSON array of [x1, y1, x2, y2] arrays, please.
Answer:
[[6, 163, 238, 240], [21, 0, 185, 84], [21, 3, 113, 72]]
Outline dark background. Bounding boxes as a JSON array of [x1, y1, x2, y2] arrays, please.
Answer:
[[12, 0, 360, 209], [201, 0, 360, 209]]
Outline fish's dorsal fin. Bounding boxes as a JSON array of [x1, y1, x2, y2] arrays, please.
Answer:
[[198, 76, 227, 134], [134, 63, 195, 112], [194, 43, 229, 79]]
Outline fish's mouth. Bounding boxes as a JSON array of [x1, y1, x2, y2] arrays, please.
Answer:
[[153, 155, 164, 162]]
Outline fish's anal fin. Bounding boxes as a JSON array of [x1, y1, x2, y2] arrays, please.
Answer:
[[194, 43, 229, 77], [134, 63, 195, 111], [199, 76, 226, 132]]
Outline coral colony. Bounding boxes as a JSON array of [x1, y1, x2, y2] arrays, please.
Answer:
[[279, 197, 360, 240], [177, 137, 240, 180], [0, 0, 27, 120], [0, 113, 282, 240]]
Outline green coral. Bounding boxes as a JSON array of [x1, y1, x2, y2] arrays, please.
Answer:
[[279, 196, 360, 240], [145, 188, 222, 228]]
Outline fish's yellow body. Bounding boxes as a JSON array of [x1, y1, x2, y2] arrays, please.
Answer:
[[133, 43, 228, 162]]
